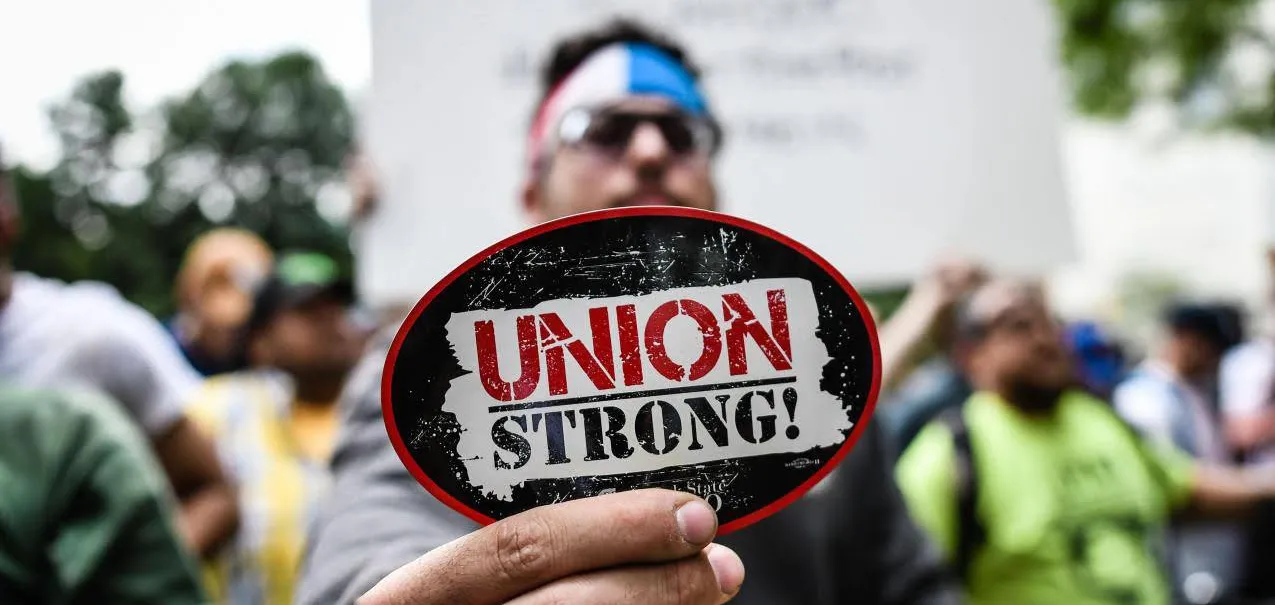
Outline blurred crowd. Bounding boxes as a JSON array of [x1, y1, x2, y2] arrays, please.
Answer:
[[5, 16, 1275, 605]]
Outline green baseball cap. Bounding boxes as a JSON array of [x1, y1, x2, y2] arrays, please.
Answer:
[[245, 251, 354, 333]]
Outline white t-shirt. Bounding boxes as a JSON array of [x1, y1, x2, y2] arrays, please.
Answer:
[[1220, 339, 1275, 464], [1114, 361, 1227, 464], [0, 272, 201, 437]]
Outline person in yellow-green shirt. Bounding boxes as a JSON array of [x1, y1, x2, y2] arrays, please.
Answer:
[[896, 278, 1275, 605], [188, 251, 367, 605]]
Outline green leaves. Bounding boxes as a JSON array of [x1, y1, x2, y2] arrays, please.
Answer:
[[1056, 0, 1266, 131], [13, 51, 355, 317], [16, 6, 1275, 316]]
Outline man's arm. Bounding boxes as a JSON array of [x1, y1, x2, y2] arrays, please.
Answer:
[[1225, 410, 1275, 454], [152, 416, 240, 556], [1133, 429, 1275, 520], [1183, 465, 1275, 520], [65, 302, 239, 558], [16, 386, 208, 604], [878, 259, 985, 395], [1219, 345, 1275, 453], [298, 334, 742, 605]]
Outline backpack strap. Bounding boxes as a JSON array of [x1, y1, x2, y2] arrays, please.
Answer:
[[936, 406, 985, 581]]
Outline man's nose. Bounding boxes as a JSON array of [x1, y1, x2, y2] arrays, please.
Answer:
[[624, 122, 672, 168], [1035, 323, 1066, 349]]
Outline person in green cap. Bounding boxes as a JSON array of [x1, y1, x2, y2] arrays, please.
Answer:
[[186, 251, 367, 605], [0, 382, 207, 604]]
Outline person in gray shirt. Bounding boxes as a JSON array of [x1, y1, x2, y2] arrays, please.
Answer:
[[297, 19, 960, 605], [0, 145, 239, 560]]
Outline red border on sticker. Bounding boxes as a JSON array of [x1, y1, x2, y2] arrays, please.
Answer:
[[381, 205, 883, 535]]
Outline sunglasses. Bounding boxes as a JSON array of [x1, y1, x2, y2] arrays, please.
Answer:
[[962, 307, 1065, 343], [555, 106, 721, 159]]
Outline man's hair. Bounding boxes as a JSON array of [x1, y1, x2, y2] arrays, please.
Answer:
[[952, 279, 1046, 344], [1164, 302, 1244, 353], [535, 18, 705, 109]]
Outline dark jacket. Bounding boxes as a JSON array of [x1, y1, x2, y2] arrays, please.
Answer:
[[295, 328, 961, 605], [877, 359, 973, 458]]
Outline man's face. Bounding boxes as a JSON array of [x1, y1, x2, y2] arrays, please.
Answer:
[[968, 297, 1076, 397], [180, 236, 273, 362], [524, 97, 718, 222], [254, 295, 363, 379], [1172, 331, 1223, 380], [192, 253, 272, 356]]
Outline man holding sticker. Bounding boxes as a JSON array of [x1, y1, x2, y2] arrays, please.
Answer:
[[896, 279, 1275, 605], [298, 19, 959, 605]]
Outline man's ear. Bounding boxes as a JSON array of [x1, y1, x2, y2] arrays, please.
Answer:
[[521, 176, 547, 225], [247, 332, 270, 369]]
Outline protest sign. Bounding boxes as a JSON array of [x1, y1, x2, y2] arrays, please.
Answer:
[[382, 207, 879, 532], [360, 0, 1075, 312]]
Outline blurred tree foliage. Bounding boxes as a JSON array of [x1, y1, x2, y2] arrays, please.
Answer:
[[1056, 0, 1266, 130], [13, 4, 1275, 317], [868, 0, 1267, 320], [10, 51, 354, 316]]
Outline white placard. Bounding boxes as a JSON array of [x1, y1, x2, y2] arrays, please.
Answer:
[[361, 0, 1075, 311]]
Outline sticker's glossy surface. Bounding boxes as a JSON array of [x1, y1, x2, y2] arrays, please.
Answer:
[[383, 206, 880, 534]]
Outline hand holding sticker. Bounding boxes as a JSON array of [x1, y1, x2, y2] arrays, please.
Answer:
[[361, 489, 744, 605], [382, 206, 880, 533]]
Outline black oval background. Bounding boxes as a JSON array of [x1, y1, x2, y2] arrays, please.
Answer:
[[385, 209, 878, 532]]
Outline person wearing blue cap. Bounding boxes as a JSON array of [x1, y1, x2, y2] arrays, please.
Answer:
[[1065, 321, 1128, 401]]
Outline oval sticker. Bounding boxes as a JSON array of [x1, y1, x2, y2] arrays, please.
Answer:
[[382, 206, 880, 534]]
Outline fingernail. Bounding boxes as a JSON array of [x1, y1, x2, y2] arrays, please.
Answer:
[[675, 500, 717, 545], [706, 544, 745, 594]]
